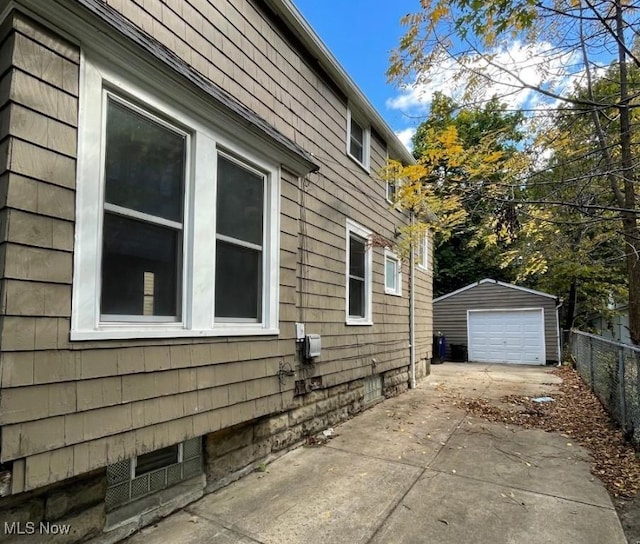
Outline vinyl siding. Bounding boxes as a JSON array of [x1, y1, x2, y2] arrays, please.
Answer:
[[433, 282, 559, 362], [0, 1, 432, 493]]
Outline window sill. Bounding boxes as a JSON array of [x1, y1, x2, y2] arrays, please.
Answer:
[[346, 152, 370, 174], [70, 326, 280, 341], [416, 264, 428, 273], [345, 319, 373, 326], [384, 289, 403, 297]]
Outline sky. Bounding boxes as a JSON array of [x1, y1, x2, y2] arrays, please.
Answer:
[[292, 1, 619, 152], [293, 0, 421, 149]]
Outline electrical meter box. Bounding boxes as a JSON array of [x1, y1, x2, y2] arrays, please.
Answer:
[[304, 334, 321, 359]]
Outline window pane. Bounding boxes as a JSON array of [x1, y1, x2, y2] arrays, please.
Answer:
[[215, 240, 262, 320], [351, 118, 363, 144], [350, 140, 363, 162], [387, 181, 396, 201], [418, 237, 426, 266], [349, 236, 366, 278], [350, 118, 364, 162], [217, 156, 264, 245], [136, 445, 179, 476], [105, 99, 185, 222], [349, 277, 365, 317], [386, 258, 397, 290], [101, 213, 180, 317]]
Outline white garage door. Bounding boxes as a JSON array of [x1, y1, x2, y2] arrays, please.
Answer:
[[467, 309, 545, 365]]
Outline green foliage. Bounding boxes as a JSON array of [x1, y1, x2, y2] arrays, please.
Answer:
[[398, 94, 525, 295], [387, 0, 640, 339]]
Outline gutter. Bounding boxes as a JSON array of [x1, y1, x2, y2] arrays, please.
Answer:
[[265, 0, 416, 166]]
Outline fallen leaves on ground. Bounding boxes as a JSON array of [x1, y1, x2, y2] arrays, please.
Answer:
[[460, 366, 640, 499]]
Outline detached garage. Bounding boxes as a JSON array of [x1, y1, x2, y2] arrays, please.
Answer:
[[434, 279, 561, 365]]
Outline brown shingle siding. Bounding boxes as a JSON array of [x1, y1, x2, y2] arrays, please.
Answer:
[[0, 2, 431, 494]]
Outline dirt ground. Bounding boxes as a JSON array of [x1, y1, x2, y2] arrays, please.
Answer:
[[445, 364, 640, 544], [617, 496, 640, 544]]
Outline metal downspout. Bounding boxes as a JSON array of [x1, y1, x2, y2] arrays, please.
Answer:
[[556, 298, 564, 367], [410, 213, 416, 388]]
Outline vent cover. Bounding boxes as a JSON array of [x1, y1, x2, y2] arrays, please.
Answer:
[[105, 437, 202, 511]]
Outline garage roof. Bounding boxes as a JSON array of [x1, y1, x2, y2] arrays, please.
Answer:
[[433, 279, 558, 303]]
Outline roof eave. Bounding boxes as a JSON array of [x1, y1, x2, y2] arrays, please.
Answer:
[[265, 0, 416, 166]]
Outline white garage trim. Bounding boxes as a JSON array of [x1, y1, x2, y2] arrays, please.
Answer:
[[466, 308, 546, 365]]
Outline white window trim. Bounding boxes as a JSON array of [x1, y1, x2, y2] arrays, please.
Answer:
[[384, 249, 402, 296], [346, 106, 370, 172], [385, 178, 396, 204], [417, 233, 429, 272], [345, 219, 373, 326], [384, 150, 395, 204], [71, 54, 280, 340]]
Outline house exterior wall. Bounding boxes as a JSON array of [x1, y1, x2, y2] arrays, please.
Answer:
[[0, 1, 432, 540], [433, 282, 559, 362]]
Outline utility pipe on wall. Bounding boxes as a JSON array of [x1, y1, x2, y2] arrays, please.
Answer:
[[556, 298, 564, 367], [409, 213, 416, 389]]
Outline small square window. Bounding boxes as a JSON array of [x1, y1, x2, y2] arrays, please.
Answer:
[[347, 107, 370, 170], [384, 250, 402, 296]]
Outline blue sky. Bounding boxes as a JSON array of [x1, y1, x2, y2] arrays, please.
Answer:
[[293, 0, 422, 147], [292, 1, 611, 151]]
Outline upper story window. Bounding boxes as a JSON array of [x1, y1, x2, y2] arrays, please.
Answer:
[[72, 56, 280, 340], [384, 250, 402, 296], [346, 219, 373, 325], [347, 107, 370, 170]]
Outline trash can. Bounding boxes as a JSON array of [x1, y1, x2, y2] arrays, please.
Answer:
[[432, 334, 446, 364], [450, 344, 467, 362]]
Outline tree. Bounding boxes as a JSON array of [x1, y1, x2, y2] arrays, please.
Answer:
[[410, 93, 525, 296], [387, 0, 640, 343]]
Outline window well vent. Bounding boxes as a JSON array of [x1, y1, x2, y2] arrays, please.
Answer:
[[364, 374, 383, 405], [105, 437, 202, 511]]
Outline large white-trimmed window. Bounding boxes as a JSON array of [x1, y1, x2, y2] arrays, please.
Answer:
[[417, 234, 429, 271], [346, 219, 373, 325], [384, 250, 402, 296], [72, 55, 280, 340], [346, 106, 370, 170]]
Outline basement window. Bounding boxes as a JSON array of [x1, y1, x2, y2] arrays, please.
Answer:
[[134, 445, 179, 477], [105, 437, 202, 511]]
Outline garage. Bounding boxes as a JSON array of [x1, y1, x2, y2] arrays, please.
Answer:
[[433, 279, 561, 365], [467, 309, 545, 365]]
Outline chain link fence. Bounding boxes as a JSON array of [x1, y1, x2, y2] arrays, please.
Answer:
[[570, 329, 640, 446]]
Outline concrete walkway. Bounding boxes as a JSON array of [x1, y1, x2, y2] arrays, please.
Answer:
[[125, 363, 627, 544]]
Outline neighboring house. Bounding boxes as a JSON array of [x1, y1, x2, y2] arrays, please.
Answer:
[[433, 279, 561, 365], [587, 305, 631, 345], [0, 0, 433, 541]]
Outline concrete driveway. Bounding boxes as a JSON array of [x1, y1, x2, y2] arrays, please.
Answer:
[[124, 363, 626, 544]]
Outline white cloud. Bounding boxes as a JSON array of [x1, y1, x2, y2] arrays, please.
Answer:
[[395, 127, 417, 151], [386, 41, 582, 115]]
